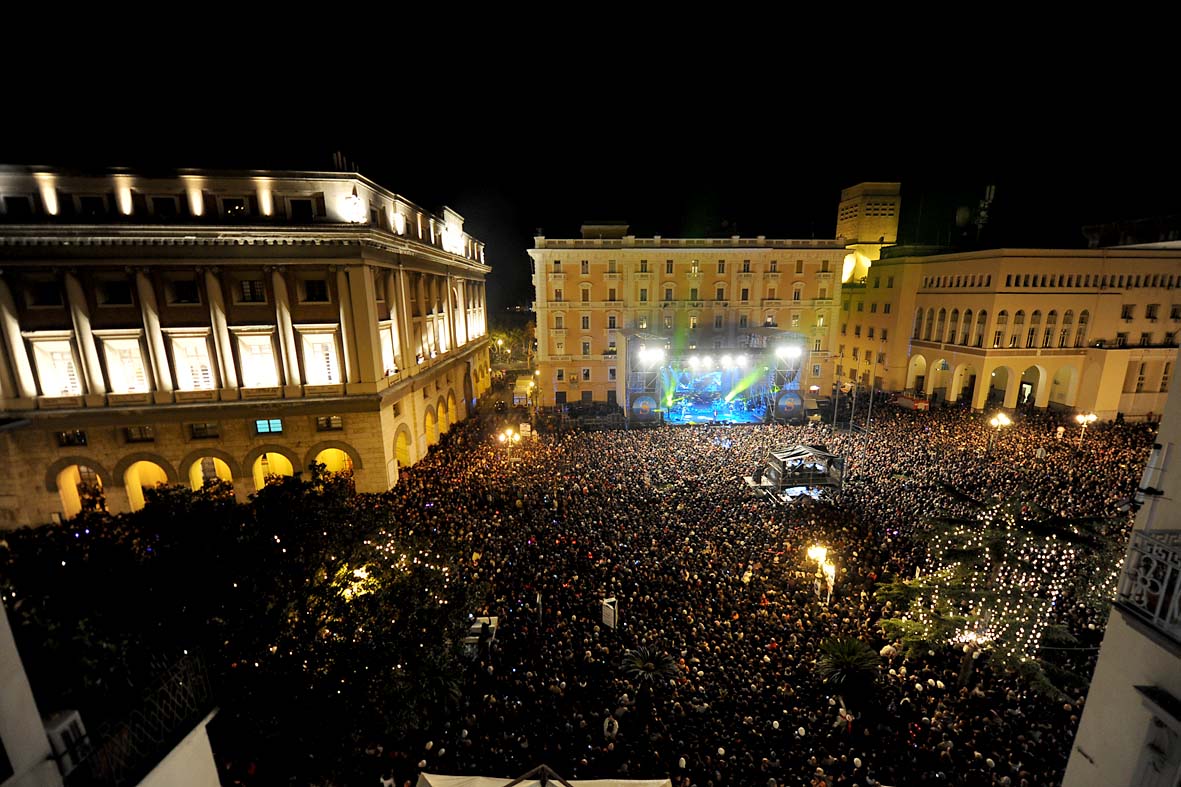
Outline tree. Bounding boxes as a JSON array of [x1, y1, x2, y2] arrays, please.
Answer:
[[877, 489, 1110, 692], [817, 637, 879, 711]]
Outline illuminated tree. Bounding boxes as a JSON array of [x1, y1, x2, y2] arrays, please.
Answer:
[[878, 491, 1110, 688]]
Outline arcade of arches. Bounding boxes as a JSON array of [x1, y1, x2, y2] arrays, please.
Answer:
[[907, 353, 1082, 411]]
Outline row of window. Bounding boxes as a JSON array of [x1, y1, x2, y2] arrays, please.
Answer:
[[1003, 272, 1179, 290], [0, 191, 326, 223], [53, 416, 345, 450], [29, 324, 402, 398], [553, 310, 827, 331], [551, 259, 832, 275], [552, 285, 828, 303], [911, 308, 1093, 349], [846, 301, 894, 314], [1120, 304, 1181, 321]]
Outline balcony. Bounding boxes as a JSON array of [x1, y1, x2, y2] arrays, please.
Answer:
[[763, 299, 783, 307], [549, 271, 566, 281], [604, 272, 621, 281], [816, 271, 834, 279], [763, 271, 781, 279], [1118, 529, 1181, 644]]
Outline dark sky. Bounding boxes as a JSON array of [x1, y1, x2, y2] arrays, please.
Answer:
[[5, 78, 1178, 313]]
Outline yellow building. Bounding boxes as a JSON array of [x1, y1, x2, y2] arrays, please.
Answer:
[[839, 247, 1181, 418], [0, 166, 491, 527], [529, 226, 847, 411]]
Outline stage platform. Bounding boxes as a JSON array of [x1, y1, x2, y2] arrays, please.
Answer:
[[663, 399, 766, 425]]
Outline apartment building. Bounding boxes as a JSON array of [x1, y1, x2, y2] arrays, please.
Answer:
[[0, 166, 491, 527]]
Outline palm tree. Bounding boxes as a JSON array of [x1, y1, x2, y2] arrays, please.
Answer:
[[817, 637, 879, 711], [620, 646, 678, 687]]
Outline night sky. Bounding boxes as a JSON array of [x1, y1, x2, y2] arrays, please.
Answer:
[[4, 84, 1178, 313]]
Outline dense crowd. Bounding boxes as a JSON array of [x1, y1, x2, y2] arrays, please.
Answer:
[[366, 396, 1154, 787]]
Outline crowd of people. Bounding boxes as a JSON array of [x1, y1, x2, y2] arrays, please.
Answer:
[[366, 393, 1155, 787]]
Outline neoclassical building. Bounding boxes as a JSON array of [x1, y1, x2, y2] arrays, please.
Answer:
[[838, 247, 1181, 418], [0, 166, 491, 527]]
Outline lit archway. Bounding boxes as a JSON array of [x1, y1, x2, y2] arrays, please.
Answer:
[[124, 460, 170, 511], [425, 406, 438, 446], [314, 448, 354, 474], [990, 365, 1015, 407], [1019, 365, 1045, 406], [907, 355, 928, 391], [252, 452, 294, 490], [447, 390, 459, 423], [437, 396, 450, 433], [394, 425, 413, 468], [951, 363, 978, 403], [1050, 365, 1080, 408], [56, 464, 103, 520], [927, 357, 950, 399], [188, 457, 233, 491]]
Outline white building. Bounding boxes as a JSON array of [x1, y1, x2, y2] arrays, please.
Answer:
[[0, 166, 492, 527], [1065, 360, 1181, 785]]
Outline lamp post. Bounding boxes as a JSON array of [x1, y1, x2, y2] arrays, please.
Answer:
[[807, 544, 829, 601], [822, 560, 836, 605], [498, 427, 521, 460], [987, 412, 1011, 454], [1076, 412, 1097, 446]]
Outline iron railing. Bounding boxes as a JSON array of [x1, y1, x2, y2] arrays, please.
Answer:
[[65, 652, 214, 787], [1118, 529, 1181, 642]]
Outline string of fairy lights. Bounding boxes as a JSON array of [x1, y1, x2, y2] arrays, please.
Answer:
[[907, 504, 1109, 664]]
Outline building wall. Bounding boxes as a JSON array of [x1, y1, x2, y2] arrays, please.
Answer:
[[0, 601, 62, 787], [529, 240, 845, 409], [136, 712, 220, 787], [1064, 360, 1181, 786], [837, 249, 1181, 417], [0, 168, 491, 528]]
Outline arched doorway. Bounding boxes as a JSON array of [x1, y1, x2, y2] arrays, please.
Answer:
[[252, 452, 294, 490], [447, 390, 458, 423], [314, 448, 354, 474], [124, 460, 170, 511], [1019, 365, 1044, 406], [990, 366, 1014, 407], [927, 357, 950, 401], [425, 406, 438, 446], [56, 464, 103, 520], [907, 355, 928, 392], [188, 457, 233, 491], [951, 363, 978, 403], [394, 426, 413, 468], [437, 397, 450, 433], [1050, 366, 1079, 408]]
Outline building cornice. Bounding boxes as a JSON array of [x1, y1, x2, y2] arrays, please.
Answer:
[[0, 225, 492, 275]]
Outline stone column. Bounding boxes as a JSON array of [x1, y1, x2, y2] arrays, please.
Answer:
[[204, 269, 238, 393], [385, 270, 404, 371], [445, 275, 460, 350], [415, 273, 429, 359], [394, 269, 414, 369], [347, 266, 383, 384], [0, 277, 36, 399], [271, 269, 302, 391], [135, 270, 174, 399], [335, 268, 358, 384], [63, 273, 106, 398]]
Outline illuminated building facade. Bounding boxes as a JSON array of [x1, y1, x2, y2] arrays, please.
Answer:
[[0, 166, 490, 527], [838, 247, 1181, 417], [528, 227, 849, 410], [1064, 359, 1181, 786]]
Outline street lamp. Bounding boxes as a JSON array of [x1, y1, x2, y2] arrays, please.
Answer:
[[498, 427, 521, 459], [987, 412, 1012, 454], [1076, 412, 1097, 446], [822, 560, 836, 605], [806, 544, 829, 601]]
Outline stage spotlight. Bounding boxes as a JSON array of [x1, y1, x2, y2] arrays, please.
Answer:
[[737, 355, 749, 367], [702, 355, 713, 368], [688, 356, 700, 368], [721, 354, 733, 368], [776, 345, 803, 360]]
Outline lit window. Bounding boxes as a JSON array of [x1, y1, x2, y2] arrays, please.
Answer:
[[102, 338, 149, 393], [380, 325, 397, 376], [172, 336, 215, 390], [316, 415, 344, 431], [238, 334, 280, 388], [33, 340, 81, 395], [301, 332, 341, 385], [255, 418, 283, 434]]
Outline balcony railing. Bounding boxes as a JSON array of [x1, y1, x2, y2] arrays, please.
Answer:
[[1118, 529, 1181, 642]]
